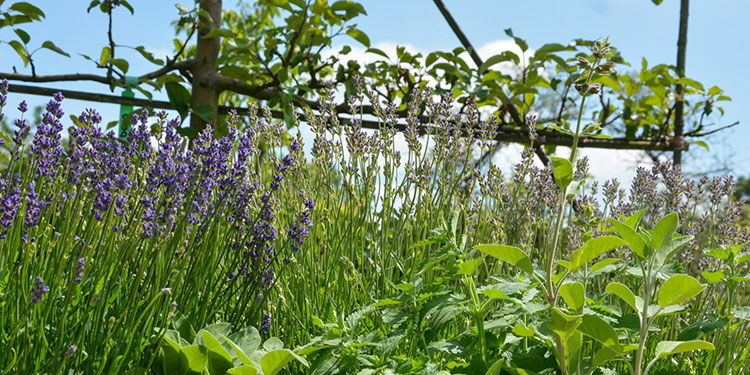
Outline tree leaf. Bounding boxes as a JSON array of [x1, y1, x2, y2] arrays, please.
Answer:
[[191, 105, 214, 124], [204, 28, 235, 39], [551, 157, 573, 189], [10, 2, 46, 20], [479, 51, 518, 74], [658, 274, 704, 308], [14, 29, 30, 44], [474, 244, 533, 274], [41, 40, 70, 57], [569, 236, 626, 271], [165, 82, 191, 118], [110, 58, 129, 74], [653, 340, 713, 360], [346, 27, 370, 47]]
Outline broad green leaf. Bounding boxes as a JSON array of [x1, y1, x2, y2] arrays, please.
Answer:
[[551, 157, 573, 189], [202, 331, 233, 375], [694, 140, 709, 151], [547, 308, 581, 340], [701, 271, 724, 284], [479, 51, 518, 74], [41, 40, 69, 57], [478, 281, 527, 300], [653, 340, 713, 359], [204, 28, 235, 38], [165, 82, 191, 118], [8, 40, 29, 65], [512, 323, 534, 337], [559, 282, 585, 312], [610, 219, 648, 259], [179, 345, 207, 373], [591, 74, 621, 91], [621, 208, 646, 229], [346, 27, 370, 47], [227, 366, 259, 375], [605, 282, 642, 313], [135, 46, 164, 65], [475, 244, 533, 274], [579, 315, 622, 367], [161, 336, 184, 374], [366, 47, 389, 60], [676, 316, 728, 341], [228, 327, 262, 357], [14, 29, 30, 44], [100, 46, 111, 66], [658, 274, 704, 308], [191, 105, 214, 124], [261, 349, 308, 375], [10, 2, 45, 20], [569, 236, 626, 271], [705, 246, 732, 260], [457, 257, 483, 275], [110, 58, 129, 73], [653, 234, 693, 268], [221, 334, 252, 365], [733, 306, 750, 321], [590, 258, 620, 277], [652, 213, 678, 250]]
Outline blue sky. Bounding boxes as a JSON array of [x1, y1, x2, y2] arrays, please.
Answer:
[[1, 0, 747, 176]]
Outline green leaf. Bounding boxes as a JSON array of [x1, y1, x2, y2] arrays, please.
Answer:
[[546, 308, 581, 340], [569, 236, 626, 271], [457, 257, 483, 275], [652, 213, 678, 250], [559, 282, 585, 312], [591, 74, 621, 91], [694, 140, 709, 151], [202, 331, 233, 375], [10, 2, 45, 20], [701, 271, 724, 284], [179, 345, 208, 373], [227, 366, 259, 375], [479, 51, 518, 74], [161, 336, 185, 374], [8, 40, 29, 65], [165, 82, 191, 118], [605, 282, 642, 313], [551, 157, 573, 189], [653, 340, 713, 360], [191, 105, 214, 124], [652, 0, 664, 4], [658, 274, 704, 308], [41, 40, 70, 57], [512, 323, 534, 337], [135, 46, 164, 65], [366, 47, 389, 60], [110, 58, 129, 73], [590, 258, 620, 277], [677, 316, 728, 341], [346, 27, 370, 47], [261, 349, 308, 375], [474, 244, 533, 274], [610, 219, 648, 259], [204, 28, 234, 38], [653, 234, 693, 269], [100, 46, 111, 66], [579, 314, 622, 367], [119, 0, 134, 14], [228, 327, 262, 356], [14, 29, 30, 44]]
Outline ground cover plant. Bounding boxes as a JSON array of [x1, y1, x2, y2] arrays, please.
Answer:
[[0, 39, 749, 375]]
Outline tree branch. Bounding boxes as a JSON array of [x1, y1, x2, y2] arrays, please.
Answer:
[[5, 83, 684, 152]]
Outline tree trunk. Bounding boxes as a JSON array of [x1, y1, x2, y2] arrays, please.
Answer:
[[673, 0, 689, 165], [190, 0, 222, 132]]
